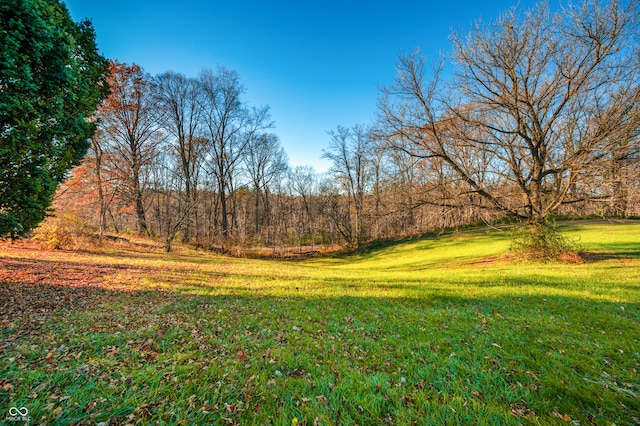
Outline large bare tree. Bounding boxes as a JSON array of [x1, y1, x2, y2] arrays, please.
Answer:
[[379, 0, 640, 231], [154, 71, 204, 242], [199, 67, 272, 239]]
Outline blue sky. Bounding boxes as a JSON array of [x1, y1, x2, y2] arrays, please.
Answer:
[[65, 0, 544, 172]]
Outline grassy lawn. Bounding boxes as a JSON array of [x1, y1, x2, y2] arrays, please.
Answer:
[[1, 220, 639, 425]]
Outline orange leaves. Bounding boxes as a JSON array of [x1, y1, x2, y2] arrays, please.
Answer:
[[236, 350, 250, 363], [0, 380, 12, 392], [103, 61, 147, 114], [551, 410, 577, 422], [0, 243, 152, 340]]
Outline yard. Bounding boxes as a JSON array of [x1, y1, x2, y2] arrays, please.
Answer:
[[1, 220, 639, 425]]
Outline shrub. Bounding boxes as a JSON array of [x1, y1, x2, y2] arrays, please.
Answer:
[[510, 219, 580, 260], [32, 212, 91, 250]]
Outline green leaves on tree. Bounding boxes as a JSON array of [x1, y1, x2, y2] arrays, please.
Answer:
[[0, 0, 109, 238]]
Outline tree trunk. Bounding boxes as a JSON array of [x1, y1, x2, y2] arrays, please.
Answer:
[[133, 170, 148, 235], [255, 188, 260, 236], [219, 181, 228, 238]]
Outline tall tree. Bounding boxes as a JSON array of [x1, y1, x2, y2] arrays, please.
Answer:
[[98, 61, 161, 235], [56, 127, 124, 242], [199, 67, 271, 239], [289, 166, 318, 236], [0, 0, 109, 238], [380, 0, 640, 233], [322, 125, 373, 246], [148, 149, 191, 251], [154, 72, 204, 242], [88, 128, 124, 242], [245, 133, 288, 240]]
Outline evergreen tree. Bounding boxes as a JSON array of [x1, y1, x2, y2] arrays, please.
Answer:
[[0, 0, 109, 238]]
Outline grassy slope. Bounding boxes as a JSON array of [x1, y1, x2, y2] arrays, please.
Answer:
[[0, 220, 639, 425]]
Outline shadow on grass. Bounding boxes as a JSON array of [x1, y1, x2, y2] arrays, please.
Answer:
[[581, 242, 640, 259], [2, 219, 638, 424], [1, 281, 638, 425]]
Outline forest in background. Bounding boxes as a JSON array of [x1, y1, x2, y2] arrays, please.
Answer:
[[41, 1, 640, 253]]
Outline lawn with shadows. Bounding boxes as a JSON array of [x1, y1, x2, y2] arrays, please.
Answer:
[[0, 220, 638, 424]]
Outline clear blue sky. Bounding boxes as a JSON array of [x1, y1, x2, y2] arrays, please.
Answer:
[[65, 0, 545, 172]]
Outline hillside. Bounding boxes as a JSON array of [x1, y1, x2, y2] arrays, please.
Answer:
[[1, 220, 639, 424]]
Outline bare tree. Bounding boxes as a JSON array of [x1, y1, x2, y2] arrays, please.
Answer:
[[154, 71, 204, 242], [322, 124, 373, 246], [289, 166, 317, 235], [244, 133, 289, 242], [380, 0, 640, 238], [601, 95, 640, 217], [148, 149, 192, 252], [88, 127, 123, 242], [199, 67, 272, 240]]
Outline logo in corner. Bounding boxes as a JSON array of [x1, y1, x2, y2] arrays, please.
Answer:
[[7, 406, 30, 422]]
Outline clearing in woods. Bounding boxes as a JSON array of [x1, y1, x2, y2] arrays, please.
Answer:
[[1, 220, 639, 424]]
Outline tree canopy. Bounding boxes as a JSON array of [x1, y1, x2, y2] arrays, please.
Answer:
[[379, 0, 639, 226], [0, 0, 109, 238]]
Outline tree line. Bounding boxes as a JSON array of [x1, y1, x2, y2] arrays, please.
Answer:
[[4, 0, 638, 254], [53, 60, 505, 251], [54, 0, 639, 253]]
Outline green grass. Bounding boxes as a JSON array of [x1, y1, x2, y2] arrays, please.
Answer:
[[1, 220, 639, 425]]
